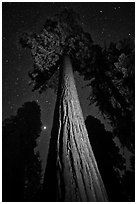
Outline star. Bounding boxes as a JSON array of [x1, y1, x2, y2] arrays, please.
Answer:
[[99, 10, 103, 13]]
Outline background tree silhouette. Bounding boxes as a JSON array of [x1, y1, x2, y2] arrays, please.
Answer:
[[85, 115, 125, 201], [2, 101, 42, 201], [86, 38, 135, 153], [85, 114, 134, 201]]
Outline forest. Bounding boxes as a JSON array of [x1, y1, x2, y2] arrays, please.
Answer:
[[3, 8, 134, 202]]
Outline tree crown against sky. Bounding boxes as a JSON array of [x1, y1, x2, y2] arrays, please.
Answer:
[[20, 8, 93, 93], [20, 8, 134, 152]]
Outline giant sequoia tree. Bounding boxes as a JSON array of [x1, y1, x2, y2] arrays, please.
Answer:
[[20, 8, 108, 201]]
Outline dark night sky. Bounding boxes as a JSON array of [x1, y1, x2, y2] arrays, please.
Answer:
[[2, 2, 135, 170]]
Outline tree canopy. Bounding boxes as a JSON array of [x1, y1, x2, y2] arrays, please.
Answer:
[[20, 8, 93, 93]]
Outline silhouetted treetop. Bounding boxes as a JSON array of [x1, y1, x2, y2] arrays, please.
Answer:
[[20, 8, 93, 93], [3, 101, 42, 201]]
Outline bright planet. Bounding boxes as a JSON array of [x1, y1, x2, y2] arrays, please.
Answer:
[[43, 126, 47, 130]]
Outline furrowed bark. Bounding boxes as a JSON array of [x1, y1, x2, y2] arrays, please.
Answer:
[[43, 56, 108, 201]]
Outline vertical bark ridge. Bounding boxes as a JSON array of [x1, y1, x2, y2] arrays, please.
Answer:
[[55, 56, 108, 201], [43, 55, 108, 201]]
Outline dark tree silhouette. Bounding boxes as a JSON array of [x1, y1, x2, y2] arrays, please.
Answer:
[[121, 170, 135, 201], [2, 101, 42, 201], [20, 8, 108, 201], [85, 114, 135, 202], [86, 38, 135, 153], [85, 115, 126, 201]]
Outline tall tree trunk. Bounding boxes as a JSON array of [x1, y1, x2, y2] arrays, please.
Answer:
[[43, 56, 108, 201]]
